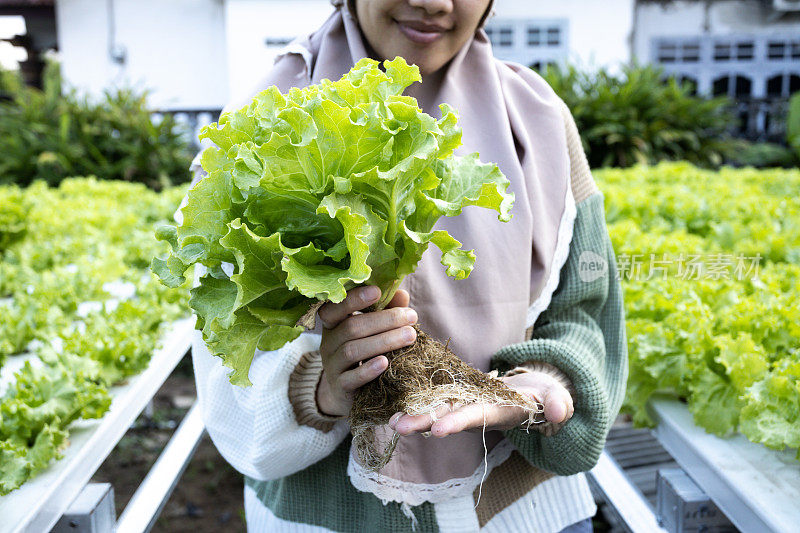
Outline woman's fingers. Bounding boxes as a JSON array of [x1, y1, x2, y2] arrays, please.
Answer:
[[317, 285, 381, 330], [386, 289, 410, 309], [541, 386, 573, 423], [543, 393, 566, 423], [524, 381, 573, 425], [429, 405, 484, 437], [338, 356, 388, 393], [329, 326, 417, 375], [502, 371, 575, 425], [390, 404, 454, 436], [324, 305, 417, 355], [387, 380, 575, 438], [315, 286, 416, 418]]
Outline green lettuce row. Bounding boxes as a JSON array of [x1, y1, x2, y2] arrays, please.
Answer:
[[0, 289, 188, 496], [153, 57, 514, 387], [0, 178, 192, 494], [0, 185, 28, 253], [596, 162, 800, 460], [739, 356, 800, 456]]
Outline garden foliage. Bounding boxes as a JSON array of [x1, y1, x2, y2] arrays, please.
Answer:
[[0, 62, 194, 190], [598, 162, 800, 458], [0, 179, 190, 495], [542, 62, 736, 169]]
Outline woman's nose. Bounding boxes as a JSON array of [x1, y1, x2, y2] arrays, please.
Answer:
[[407, 0, 454, 15]]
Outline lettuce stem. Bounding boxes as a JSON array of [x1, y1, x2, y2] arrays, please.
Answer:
[[374, 277, 404, 310]]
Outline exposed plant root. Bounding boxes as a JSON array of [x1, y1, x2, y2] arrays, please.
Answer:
[[349, 326, 544, 471]]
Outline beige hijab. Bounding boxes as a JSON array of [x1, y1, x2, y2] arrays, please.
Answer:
[[256, 0, 576, 508]]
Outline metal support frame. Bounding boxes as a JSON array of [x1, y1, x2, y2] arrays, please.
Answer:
[[588, 450, 668, 533], [0, 319, 194, 533], [655, 468, 735, 533], [649, 396, 800, 533], [116, 403, 206, 533], [51, 484, 115, 533]]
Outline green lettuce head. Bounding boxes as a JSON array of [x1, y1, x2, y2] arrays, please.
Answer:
[[152, 57, 514, 386]]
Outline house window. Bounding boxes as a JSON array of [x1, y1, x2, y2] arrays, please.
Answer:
[[712, 75, 753, 98], [683, 43, 700, 62], [767, 40, 800, 60], [656, 40, 700, 63], [735, 75, 752, 96], [713, 75, 753, 135], [766, 73, 800, 97], [767, 74, 783, 96], [547, 27, 560, 46], [528, 28, 541, 46], [736, 42, 754, 60], [713, 40, 754, 62], [526, 26, 562, 47], [714, 43, 731, 61], [485, 18, 568, 65], [658, 43, 677, 63], [499, 27, 513, 47], [768, 41, 786, 59], [486, 26, 513, 47]]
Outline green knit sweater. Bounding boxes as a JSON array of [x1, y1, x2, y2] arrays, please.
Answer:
[[494, 191, 628, 476], [245, 190, 628, 531]]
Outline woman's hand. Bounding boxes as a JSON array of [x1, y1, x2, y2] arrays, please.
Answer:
[[316, 286, 418, 418], [388, 369, 574, 437]]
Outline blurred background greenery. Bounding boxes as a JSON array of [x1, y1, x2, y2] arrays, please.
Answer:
[[0, 61, 194, 190], [1, 59, 797, 195], [540, 61, 800, 170]]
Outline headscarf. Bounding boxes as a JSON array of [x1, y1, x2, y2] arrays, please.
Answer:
[[239, 0, 576, 509]]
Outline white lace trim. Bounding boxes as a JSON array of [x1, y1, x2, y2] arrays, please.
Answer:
[[526, 173, 577, 329], [346, 438, 516, 506]]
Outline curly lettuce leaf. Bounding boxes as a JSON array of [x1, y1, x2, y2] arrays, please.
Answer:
[[0, 425, 67, 496], [152, 57, 514, 387], [739, 358, 800, 458]]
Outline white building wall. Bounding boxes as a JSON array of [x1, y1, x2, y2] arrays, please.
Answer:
[[491, 0, 634, 70], [224, 0, 333, 105], [53, 0, 638, 109], [0, 16, 27, 69], [633, 0, 800, 62], [55, 0, 228, 110], [634, 0, 800, 96]]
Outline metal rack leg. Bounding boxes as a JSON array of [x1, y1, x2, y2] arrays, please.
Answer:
[[51, 483, 115, 533], [116, 403, 206, 533], [588, 450, 668, 533]]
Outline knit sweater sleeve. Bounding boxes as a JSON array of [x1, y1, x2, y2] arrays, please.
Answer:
[[490, 101, 628, 476], [192, 330, 350, 481]]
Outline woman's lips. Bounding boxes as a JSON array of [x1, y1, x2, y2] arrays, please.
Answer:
[[395, 20, 447, 44]]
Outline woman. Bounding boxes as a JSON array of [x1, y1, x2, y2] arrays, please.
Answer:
[[190, 1, 628, 531]]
